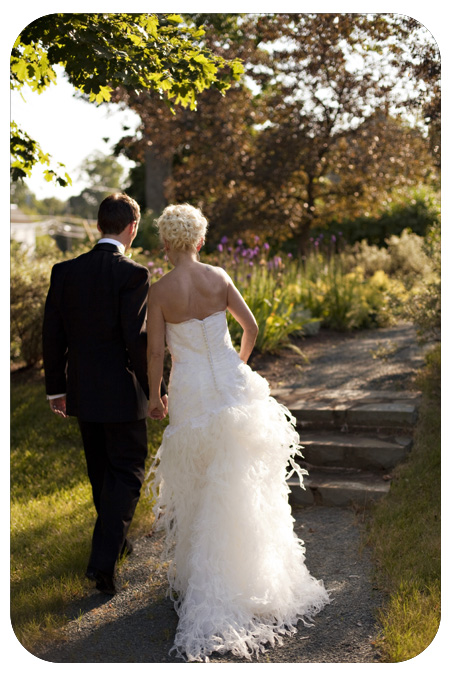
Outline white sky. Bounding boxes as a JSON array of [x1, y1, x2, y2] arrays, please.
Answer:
[[11, 69, 141, 200]]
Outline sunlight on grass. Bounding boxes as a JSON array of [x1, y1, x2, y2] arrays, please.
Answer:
[[377, 582, 440, 662], [367, 344, 440, 662], [10, 369, 165, 652], [11, 481, 94, 647]]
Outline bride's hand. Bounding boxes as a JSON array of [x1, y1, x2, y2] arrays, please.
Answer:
[[148, 397, 166, 420], [161, 394, 169, 417]]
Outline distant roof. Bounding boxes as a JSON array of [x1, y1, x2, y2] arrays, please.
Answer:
[[10, 204, 33, 223]]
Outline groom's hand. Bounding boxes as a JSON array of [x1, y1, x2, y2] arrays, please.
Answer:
[[148, 395, 167, 421], [49, 395, 68, 419]]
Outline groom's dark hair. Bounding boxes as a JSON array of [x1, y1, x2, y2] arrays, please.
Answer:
[[98, 193, 141, 234]]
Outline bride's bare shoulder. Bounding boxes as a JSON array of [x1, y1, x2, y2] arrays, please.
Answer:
[[148, 270, 175, 297], [200, 263, 230, 281]]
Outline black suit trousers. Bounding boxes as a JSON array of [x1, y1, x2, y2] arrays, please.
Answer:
[[78, 418, 148, 575]]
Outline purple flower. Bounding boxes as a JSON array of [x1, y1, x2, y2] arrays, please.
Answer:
[[314, 240, 319, 247], [247, 273, 252, 279], [254, 235, 260, 243], [287, 252, 293, 258], [249, 261, 254, 267], [217, 243, 223, 252], [221, 236, 228, 244], [237, 239, 243, 246], [263, 242, 270, 251], [148, 261, 154, 267], [228, 247, 232, 253], [331, 234, 336, 242], [241, 249, 247, 257]]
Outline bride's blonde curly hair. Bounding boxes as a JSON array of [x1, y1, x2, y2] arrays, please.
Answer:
[[156, 204, 208, 252]]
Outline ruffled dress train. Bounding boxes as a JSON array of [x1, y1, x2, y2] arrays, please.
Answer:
[[148, 311, 330, 662]]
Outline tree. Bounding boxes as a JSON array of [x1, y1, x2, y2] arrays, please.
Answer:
[[116, 14, 439, 248], [239, 13, 439, 250], [396, 16, 441, 169], [113, 14, 265, 219], [68, 152, 126, 220], [11, 13, 244, 184]]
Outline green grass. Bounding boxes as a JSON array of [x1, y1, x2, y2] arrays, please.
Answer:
[[10, 368, 165, 652], [366, 344, 441, 661]]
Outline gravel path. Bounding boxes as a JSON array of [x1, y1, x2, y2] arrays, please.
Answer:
[[35, 506, 383, 664], [32, 322, 426, 664], [252, 321, 427, 392]]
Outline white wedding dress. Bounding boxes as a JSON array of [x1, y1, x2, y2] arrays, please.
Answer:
[[149, 310, 330, 662]]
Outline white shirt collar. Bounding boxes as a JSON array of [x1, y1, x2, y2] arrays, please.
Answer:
[[98, 238, 125, 255]]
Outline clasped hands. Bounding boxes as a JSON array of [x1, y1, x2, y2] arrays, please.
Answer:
[[148, 394, 169, 421]]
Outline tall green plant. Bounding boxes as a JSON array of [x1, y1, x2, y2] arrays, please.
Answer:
[[228, 266, 311, 353]]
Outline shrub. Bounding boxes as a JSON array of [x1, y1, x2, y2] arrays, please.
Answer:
[[393, 223, 441, 342], [342, 228, 434, 286], [322, 187, 440, 245], [344, 240, 392, 277], [10, 243, 56, 366], [298, 256, 399, 331], [10, 239, 89, 367], [385, 229, 434, 285]]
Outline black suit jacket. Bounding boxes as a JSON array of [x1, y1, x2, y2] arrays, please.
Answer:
[[43, 243, 164, 423]]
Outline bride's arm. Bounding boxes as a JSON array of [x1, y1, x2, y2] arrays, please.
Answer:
[[226, 277, 258, 363], [147, 283, 167, 419]]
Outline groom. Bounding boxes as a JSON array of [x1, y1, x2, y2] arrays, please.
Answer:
[[42, 192, 167, 595]]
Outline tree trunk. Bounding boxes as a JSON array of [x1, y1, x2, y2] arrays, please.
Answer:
[[297, 225, 312, 257], [144, 145, 172, 215], [297, 176, 316, 256]]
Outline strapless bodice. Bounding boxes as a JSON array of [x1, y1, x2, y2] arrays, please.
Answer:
[[165, 311, 234, 365], [164, 310, 269, 430]]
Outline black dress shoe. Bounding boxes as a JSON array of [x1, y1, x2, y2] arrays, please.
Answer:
[[85, 567, 97, 582], [86, 567, 116, 595], [94, 570, 116, 596]]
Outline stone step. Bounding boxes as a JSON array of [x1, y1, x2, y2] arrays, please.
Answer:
[[288, 468, 391, 507], [298, 430, 412, 472], [273, 387, 421, 431]]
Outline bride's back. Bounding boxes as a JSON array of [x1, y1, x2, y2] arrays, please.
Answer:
[[154, 261, 228, 324]]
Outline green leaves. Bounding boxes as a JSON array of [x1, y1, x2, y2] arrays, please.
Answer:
[[13, 13, 243, 105], [88, 85, 113, 104], [11, 13, 243, 183], [11, 40, 57, 93], [10, 122, 72, 187]]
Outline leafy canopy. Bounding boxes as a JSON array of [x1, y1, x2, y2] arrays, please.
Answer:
[[11, 13, 244, 184]]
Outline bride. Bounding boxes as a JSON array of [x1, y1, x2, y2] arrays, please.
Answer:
[[146, 204, 330, 662]]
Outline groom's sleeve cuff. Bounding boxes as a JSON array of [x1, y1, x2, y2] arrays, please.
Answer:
[[47, 393, 66, 400]]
